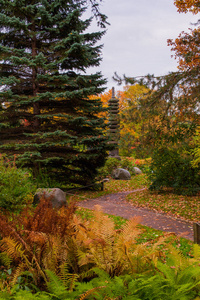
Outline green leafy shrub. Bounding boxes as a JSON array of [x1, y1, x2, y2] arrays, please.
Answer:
[[192, 126, 200, 168], [97, 157, 137, 179], [97, 157, 120, 178], [120, 157, 136, 174], [149, 147, 200, 195], [0, 155, 36, 211]]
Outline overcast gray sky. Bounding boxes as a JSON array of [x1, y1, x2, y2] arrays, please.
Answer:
[[86, 0, 197, 91]]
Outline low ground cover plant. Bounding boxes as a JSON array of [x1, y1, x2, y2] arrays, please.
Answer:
[[2, 256, 200, 300]]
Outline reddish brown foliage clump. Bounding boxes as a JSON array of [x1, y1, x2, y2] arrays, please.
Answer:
[[0, 197, 76, 240], [0, 197, 77, 288]]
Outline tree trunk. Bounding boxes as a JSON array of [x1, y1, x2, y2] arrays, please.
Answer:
[[31, 23, 40, 129]]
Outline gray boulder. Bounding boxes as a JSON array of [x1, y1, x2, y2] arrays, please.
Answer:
[[112, 168, 131, 180], [34, 188, 67, 208], [133, 167, 142, 175]]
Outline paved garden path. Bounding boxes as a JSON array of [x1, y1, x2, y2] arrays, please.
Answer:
[[77, 189, 194, 241]]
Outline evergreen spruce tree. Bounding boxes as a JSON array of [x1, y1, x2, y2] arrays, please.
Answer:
[[0, 0, 110, 187]]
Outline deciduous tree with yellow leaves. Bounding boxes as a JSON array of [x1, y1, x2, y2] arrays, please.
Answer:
[[114, 0, 200, 194], [119, 84, 151, 157]]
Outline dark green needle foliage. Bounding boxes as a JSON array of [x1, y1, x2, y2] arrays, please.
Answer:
[[0, 0, 110, 187]]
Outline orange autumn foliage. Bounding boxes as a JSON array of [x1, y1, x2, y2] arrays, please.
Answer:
[[168, 0, 200, 71], [89, 89, 125, 120], [119, 85, 152, 156], [174, 0, 200, 14], [168, 27, 200, 71], [98, 89, 125, 110]]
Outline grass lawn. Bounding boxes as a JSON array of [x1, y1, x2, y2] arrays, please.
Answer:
[[66, 173, 148, 201], [126, 188, 199, 223]]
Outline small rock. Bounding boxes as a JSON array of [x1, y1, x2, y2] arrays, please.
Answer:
[[133, 167, 142, 175], [112, 168, 131, 180], [34, 188, 67, 208]]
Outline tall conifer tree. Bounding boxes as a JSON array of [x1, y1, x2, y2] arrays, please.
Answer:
[[0, 0, 110, 186]]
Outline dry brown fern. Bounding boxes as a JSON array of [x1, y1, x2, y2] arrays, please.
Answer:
[[79, 286, 106, 300], [71, 205, 171, 277], [22, 197, 76, 237], [10, 263, 26, 287], [0, 197, 77, 288], [72, 205, 142, 276]]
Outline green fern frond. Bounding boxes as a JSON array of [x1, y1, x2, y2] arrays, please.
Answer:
[[4, 290, 51, 299], [156, 261, 176, 284], [170, 281, 198, 300], [45, 269, 66, 295], [59, 262, 70, 287], [68, 273, 79, 291], [59, 262, 79, 291], [91, 267, 111, 280], [167, 244, 189, 270], [177, 265, 200, 286], [155, 260, 200, 299], [133, 275, 167, 299]]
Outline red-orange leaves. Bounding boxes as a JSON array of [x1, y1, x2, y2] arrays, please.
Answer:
[[168, 27, 200, 71]]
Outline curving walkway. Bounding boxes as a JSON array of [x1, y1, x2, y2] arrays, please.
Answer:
[[77, 189, 194, 241]]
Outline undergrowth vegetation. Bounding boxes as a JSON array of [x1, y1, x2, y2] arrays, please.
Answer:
[[0, 156, 199, 299], [149, 147, 200, 196], [0, 199, 200, 299], [0, 155, 35, 212], [97, 156, 150, 180]]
